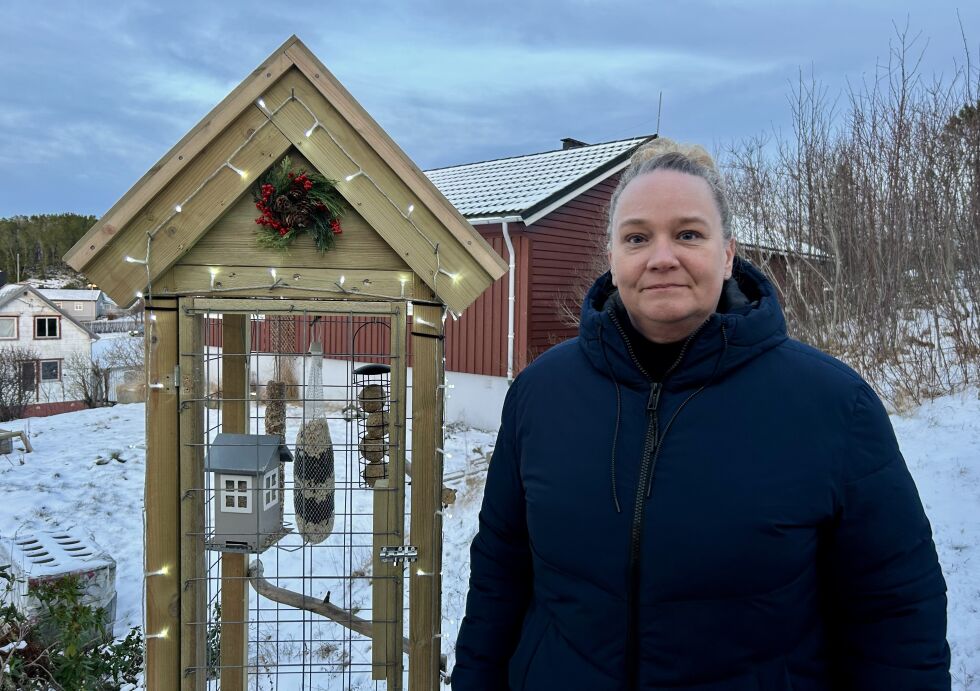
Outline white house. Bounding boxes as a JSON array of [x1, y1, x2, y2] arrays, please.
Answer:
[[0, 283, 100, 416]]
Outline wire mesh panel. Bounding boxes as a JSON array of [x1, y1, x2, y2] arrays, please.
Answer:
[[182, 299, 409, 690]]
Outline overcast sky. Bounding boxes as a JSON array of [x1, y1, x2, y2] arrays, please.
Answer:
[[1, 1, 977, 218]]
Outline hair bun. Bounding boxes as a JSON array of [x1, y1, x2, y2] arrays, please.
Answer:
[[632, 137, 718, 173]]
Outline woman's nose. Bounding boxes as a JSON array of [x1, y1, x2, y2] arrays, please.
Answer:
[[645, 238, 679, 270]]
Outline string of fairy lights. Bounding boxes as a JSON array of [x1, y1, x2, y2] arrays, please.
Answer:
[[135, 88, 465, 659]]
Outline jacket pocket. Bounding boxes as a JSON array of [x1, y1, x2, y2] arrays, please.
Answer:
[[507, 605, 552, 691]]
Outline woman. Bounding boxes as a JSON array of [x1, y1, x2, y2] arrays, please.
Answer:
[[452, 140, 950, 690]]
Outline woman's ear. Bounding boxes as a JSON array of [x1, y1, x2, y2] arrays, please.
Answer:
[[724, 238, 736, 280], [607, 249, 616, 286]]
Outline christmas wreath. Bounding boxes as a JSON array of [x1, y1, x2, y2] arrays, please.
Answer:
[[253, 156, 345, 252]]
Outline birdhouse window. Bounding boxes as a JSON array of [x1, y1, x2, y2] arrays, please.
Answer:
[[262, 469, 280, 510], [219, 474, 252, 513]]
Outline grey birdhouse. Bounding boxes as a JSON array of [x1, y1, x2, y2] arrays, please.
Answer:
[[205, 433, 292, 553]]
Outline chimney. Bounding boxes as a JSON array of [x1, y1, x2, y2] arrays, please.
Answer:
[[561, 137, 588, 150]]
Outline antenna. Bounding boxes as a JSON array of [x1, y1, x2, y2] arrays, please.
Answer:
[[656, 91, 663, 135]]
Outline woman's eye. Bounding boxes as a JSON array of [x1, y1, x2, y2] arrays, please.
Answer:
[[678, 230, 701, 241], [625, 234, 646, 244]]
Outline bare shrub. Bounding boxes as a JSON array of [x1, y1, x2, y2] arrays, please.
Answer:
[[724, 25, 980, 409], [0, 345, 40, 421], [63, 352, 108, 408]]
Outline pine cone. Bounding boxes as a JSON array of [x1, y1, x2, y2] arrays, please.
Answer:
[[273, 195, 293, 213], [285, 212, 312, 228], [287, 187, 305, 201]]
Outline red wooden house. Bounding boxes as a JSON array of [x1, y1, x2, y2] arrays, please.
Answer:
[[427, 135, 655, 381]]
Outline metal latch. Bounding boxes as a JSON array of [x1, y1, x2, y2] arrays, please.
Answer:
[[379, 545, 418, 565]]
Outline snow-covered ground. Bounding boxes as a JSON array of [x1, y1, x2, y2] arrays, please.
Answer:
[[0, 389, 976, 689]]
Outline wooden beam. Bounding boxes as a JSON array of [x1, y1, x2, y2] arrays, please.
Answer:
[[65, 37, 297, 272], [178, 301, 206, 690], [409, 300, 445, 691], [220, 314, 250, 691], [283, 39, 507, 281], [176, 168, 411, 272], [157, 265, 417, 302], [82, 105, 292, 306], [372, 477, 396, 682], [184, 297, 404, 316], [370, 305, 408, 686], [259, 72, 494, 315], [144, 297, 181, 690]]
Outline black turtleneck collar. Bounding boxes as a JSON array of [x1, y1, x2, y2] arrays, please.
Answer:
[[607, 278, 755, 382]]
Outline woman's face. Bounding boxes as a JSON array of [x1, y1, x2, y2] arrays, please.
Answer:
[[608, 169, 735, 343]]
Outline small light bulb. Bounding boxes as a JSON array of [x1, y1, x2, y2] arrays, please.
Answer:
[[257, 98, 267, 110], [305, 120, 318, 138], [345, 170, 362, 182], [174, 204, 182, 213], [135, 291, 143, 299], [124, 256, 145, 264], [338, 275, 346, 285], [150, 314, 157, 322], [227, 163, 246, 178], [406, 203, 415, 217], [270, 268, 277, 280]]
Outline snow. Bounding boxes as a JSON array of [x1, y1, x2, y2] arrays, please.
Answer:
[[0, 389, 976, 689]]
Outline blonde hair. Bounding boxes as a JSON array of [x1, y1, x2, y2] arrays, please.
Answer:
[[606, 137, 732, 244]]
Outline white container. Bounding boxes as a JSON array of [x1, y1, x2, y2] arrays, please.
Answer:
[[0, 529, 117, 641]]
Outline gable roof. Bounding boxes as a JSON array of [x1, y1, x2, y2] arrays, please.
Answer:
[[425, 136, 655, 225], [205, 433, 291, 475], [63, 36, 506, 314], [37, 289, 103, 302], [0, 284, 100, 340]]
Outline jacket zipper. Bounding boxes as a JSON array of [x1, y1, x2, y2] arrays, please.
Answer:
[[608, 309, 704, 690]]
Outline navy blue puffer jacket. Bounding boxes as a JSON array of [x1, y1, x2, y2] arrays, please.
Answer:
[[453, 259, 950, 690]]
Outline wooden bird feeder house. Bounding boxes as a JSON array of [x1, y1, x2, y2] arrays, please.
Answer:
[[64, 35, 506, 691]]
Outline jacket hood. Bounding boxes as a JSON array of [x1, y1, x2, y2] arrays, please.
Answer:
[[579, 256, 787, 391]]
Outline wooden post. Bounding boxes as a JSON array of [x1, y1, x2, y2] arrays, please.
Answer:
[[220, 313, 250, 691], [375, 307, 411, 691], [144, 297, 181, 690], [409, 299, 445, 691], [178, 300, 206, 690], [372, 477, 396, 681]]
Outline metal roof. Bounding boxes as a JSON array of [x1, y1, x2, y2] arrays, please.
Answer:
[[0, 283, 101, 340], [205, 433, 292, 475], [37, 289, 103, 301], [425, 136, 654, 220], [0, 284, 24, 304]]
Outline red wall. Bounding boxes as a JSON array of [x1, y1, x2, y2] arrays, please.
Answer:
[[526, 176, 618, 359], [444, 230, 530, 377]]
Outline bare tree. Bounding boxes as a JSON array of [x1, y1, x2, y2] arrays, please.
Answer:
[[724, 25, 980, 409], [63, 352, 108, 408], [0, 345, 39, 422]]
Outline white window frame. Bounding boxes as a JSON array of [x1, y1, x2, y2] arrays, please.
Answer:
[[73, 302, 84, 311], [219, 474, 253, 514], [33, 316, 60, 340], [0, 316, 17, 340], [262, 469, 280, 510], [39, 359, 61, 382]]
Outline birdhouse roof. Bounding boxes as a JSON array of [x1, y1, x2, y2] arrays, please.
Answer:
[[63, 36, 506, 314], [205, 433, 291, 475]]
